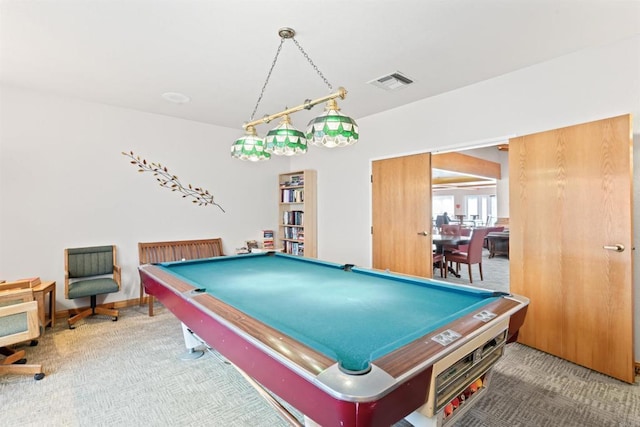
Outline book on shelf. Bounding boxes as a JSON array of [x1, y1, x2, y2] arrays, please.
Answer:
[[262, 230, 275, 249], [282, 210, 304, 225], [263, 241, 275, 249], [280, 189, 304, 203], [280, 175, 305, 188]]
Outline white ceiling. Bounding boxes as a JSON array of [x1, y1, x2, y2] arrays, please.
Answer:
[[2, 0, 639, 132]]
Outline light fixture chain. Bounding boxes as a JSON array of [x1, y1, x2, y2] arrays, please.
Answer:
[[250, 38, 286, 121], [291, 37, 333, 91]]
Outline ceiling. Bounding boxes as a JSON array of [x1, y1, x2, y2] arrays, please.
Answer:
[[432, 168, 496, 191], [2, 1, 639, 133]]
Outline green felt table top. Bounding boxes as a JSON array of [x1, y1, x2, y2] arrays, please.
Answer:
[[159, 253, 502, 372]]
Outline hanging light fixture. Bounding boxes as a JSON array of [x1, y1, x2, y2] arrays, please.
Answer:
[[265, 114, 307, 156], [306, 98, 359, 148], [230, 125, 270, 161], [231, 27, 359, 161]]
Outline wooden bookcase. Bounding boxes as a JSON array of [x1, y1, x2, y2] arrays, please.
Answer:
[[278, 170, 317, 257]]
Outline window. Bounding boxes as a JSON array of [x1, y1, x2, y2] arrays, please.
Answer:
[[433, 195, 454, 218], [465, 195, 497, 224]]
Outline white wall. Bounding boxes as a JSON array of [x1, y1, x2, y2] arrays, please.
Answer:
[[0, 86, 288, 309], [291, 36, 640, 355], [1, 36, 638, 356]]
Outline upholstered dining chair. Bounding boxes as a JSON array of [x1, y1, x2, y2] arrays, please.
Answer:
[[440, 224, 461, 235], [443, 225, 472, 253], [432, 252, 444, 278], [0, 288, 45, 380], [445, 228, 489, 283], [64, 245, 121, 329]]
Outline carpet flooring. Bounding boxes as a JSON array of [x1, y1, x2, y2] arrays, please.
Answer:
[[1, 254, 639, 426]]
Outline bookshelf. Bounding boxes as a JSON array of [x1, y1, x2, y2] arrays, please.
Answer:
[[278, 170, 317, 257]]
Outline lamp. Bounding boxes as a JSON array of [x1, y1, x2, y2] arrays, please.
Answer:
[[306, 98, 359, 148], [265, 115, 307, 156], [231, 27, 358, 161], [231, 125, 270, 162]]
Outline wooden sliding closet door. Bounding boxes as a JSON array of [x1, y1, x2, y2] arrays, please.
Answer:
[[509, 114, 634, 383]]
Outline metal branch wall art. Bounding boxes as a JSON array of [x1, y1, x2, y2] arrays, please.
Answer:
[[123, 151, 225, 212]]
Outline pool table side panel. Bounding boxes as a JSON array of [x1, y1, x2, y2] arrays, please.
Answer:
[[142, 265, 336, 374], [142, 265, 197, 294], [507, 302, 528, 343], [374, 297, 526, 378], [140, 267, 430, 427], [191, 293, 336, 375]]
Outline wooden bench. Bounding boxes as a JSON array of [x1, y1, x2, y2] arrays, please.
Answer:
[[138, 238, 224, 316]]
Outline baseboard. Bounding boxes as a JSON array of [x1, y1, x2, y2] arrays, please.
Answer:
[[54, 297, 145, 319]]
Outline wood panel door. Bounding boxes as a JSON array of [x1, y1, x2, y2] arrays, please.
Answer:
[[372, 153, 433, 277], [509, 114, 634, 383]]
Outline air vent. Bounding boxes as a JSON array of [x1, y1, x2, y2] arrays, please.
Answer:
[[368, 71, 414, 90]]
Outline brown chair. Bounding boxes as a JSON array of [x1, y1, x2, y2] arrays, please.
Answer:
[[445, 228, 489, 283], [0, 288, 45, 380], [440, 224, 461, 235], [65, 245, 121, 329], [432, 252, 444, 278], [444, 226, 472, 253]]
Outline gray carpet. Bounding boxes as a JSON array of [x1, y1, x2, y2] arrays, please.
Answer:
[[435, 248, 510, 294], [1, 259, 639, 426]]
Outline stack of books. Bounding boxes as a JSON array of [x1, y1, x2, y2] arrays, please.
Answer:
[[262, 230, 275, 250]]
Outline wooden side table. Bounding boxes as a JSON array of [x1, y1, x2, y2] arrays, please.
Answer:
[[32, 281, 56, 331]]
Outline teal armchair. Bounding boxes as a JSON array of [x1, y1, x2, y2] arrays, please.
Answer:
[[64, 245, 121, 329]]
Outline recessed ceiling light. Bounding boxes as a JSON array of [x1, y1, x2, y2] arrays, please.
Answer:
[[162, 92, 191, 104]]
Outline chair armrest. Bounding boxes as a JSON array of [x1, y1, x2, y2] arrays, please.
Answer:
[[0, 288, 35, 304], [0, 280, 32, 292], [113, 264, 122, 286], [64, 271, 70, 298]]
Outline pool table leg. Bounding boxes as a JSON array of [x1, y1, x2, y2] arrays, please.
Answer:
[[179, 323, 204, 360], [404, 410, 439, 427]]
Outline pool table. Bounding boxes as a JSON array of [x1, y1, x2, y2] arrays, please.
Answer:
[[139, 252, 528, 427]]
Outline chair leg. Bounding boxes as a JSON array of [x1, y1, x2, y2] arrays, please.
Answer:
[[0, 346, 45, 380], [68, 295, 118, 329], [0, 347, 26, 365], [148, 295, 154, 317], [68, 307, 93, 328], [479, 262, 483, 281], [0, 362, 45, 380], [468, 264, 473, 283], [139, 283, 145, 306]]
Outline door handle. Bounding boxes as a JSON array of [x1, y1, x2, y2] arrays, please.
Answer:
[[417, 231, 430, 236], [603, 244, 625, 252]]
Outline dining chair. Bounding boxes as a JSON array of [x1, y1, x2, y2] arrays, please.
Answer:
[[445, 228, 489, 283], [432, 252, 444, 278], [440, 224, 461, 235]]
